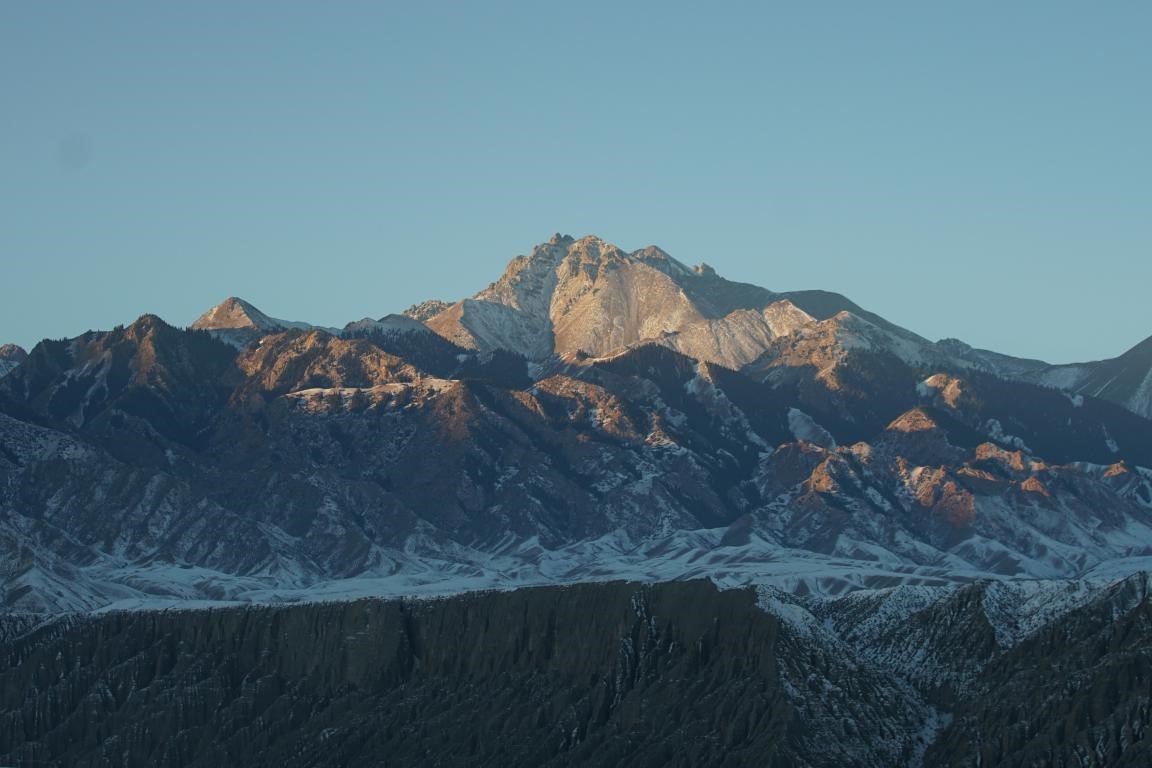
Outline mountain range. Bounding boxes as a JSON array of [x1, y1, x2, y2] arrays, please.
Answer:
[[191, 233, 1152, 416], [1, 233, 1151, 613]]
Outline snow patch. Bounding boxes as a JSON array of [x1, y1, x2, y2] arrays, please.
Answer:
[[787, 408, 837, 449], [984, 418, 1029, 451], [1103, 425, 1120, 454]]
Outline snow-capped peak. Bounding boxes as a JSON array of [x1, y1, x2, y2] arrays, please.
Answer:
[[191, 297, 338, 335], [423, 234, 810, 367]]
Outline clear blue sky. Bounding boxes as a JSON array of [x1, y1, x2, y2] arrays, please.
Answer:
[[3, 1, 1149, 363]]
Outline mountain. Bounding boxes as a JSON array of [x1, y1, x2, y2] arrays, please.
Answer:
[[419, 235, 1152, 423], [191, 296, 341, 346], [0, 343, 25, 378], [422, 234, 911, 370], [931, 334, 1152, 420], [182, 240, 1152, 424], [1022, 334, 1152, 419]]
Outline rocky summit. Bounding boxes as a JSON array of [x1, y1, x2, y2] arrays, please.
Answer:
[[2, 234, 1152, 765]]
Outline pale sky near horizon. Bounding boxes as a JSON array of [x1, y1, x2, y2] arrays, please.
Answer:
[[2, 2, 1150, 363]]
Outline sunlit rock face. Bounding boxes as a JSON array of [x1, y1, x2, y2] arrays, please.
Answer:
[[424, 234, 828, 369]]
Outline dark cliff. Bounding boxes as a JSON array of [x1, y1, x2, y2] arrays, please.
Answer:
[[6, 578, 1152, 767], [1, 581, 809, 768]]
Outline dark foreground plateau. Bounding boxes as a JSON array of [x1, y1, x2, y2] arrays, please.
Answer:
[[3, 578, 1152, 767]]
